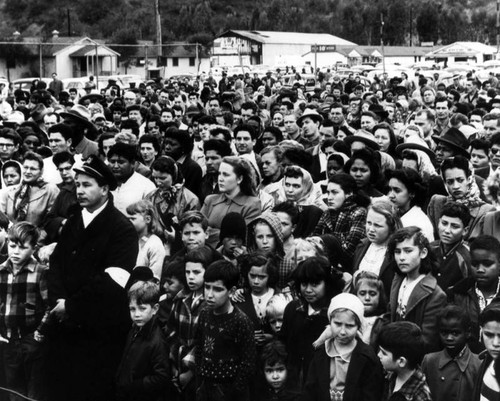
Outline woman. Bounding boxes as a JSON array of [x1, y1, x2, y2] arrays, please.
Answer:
[[201, 156, 261, 248], [352, 199, 402, 298], [261, 126, 283, 149], [145, 156, 200, 235], [313, 173, 370, 262], [1, 160, 22, 188], [471, 169, 500, 239], [138, 134, 160, 169], [387, 168, 435, 242], [259, 145, 284, 201], [271, 111, 284, 127], [344, 148, 384, 198], [373, 122, 398, 159]]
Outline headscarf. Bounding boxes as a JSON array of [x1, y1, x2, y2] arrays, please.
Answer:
[[446, 160, 483, 208], [281, 167, 326, 210]]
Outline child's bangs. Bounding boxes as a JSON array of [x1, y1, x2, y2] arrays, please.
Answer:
[[293, 259, 328, 284]]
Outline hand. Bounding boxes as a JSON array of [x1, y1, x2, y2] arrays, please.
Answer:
[[0, 334, 8, 343], [178, 371, 193, 389], [232, 246, 246, 258], [255, 331, 273, 345], [38, 242, 57, 263], [50, 299, 66, 321], [312, 340, 322, 349], [34, 330, 45, 343], [230, 288, 245, 303]]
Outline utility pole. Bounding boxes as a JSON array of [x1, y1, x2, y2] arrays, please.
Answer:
[[381, 13, 386, 74], [67, 8, 71, 37], [409, 6, 413, 47], [155, 0, 162, 57]]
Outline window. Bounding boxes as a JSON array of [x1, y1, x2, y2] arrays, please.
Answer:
[[173, 57, 178, 67], [189, 57, 195, 67]]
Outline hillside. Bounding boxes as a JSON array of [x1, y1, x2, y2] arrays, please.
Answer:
[[0, 0, 497, 46]]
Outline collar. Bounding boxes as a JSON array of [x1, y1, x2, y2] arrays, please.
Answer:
[[81, 200, 108, 227], [438, 346, 471, 372], [0, 257, 37, 274], [177, 154, 187, 164], [440, 239, 464, 258], [75, 136, 90, 153], [392, 368, 427, 399], [212, 192, 247, 206]]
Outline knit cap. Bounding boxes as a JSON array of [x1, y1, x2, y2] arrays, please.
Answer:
[[327, 293, 364, 325], [219, 212, 247, 242]]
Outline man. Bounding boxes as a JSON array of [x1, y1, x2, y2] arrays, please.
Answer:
[[47, 155, 138, 401], [482, 113, 500, 141], [360, 111, 377, 132], [296, 108, 323, 148], [123, 91, 137, 107], [108, 142, 156, 214], [0, 128, 21, 164], [207, 97, 221, 116], [234, 124, 261, 179], [490, 133, 500, 173], [241, 101, 258, 123], [60, 105, 99, 159], [346, 96, 362, 129], [460, 78, 479, 106], [164, 127, 202, 198], [414, 109, 438, 150], [434, 96, 451, 135], [49, 72, 64, 99], [160, 108, 175, 124], [44, 123, 83, 184], [201, 139, 231, 203]]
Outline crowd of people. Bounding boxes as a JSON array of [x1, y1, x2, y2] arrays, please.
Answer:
[[1, 67, 500, 401]]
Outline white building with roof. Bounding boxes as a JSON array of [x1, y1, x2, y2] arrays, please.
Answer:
[[425, 42, 497, 65], [212, 30, 356, 67]]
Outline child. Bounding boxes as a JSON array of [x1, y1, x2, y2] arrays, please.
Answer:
[[430, 201, 472, 291], [377, 321, 432, 401], [165, 245, 220, 399], [0, 210, 10, 263], [280, 256, 344, 386], [195, 260, 256, 401], [303, 293, 384, 401], [157, 257, 186, 328], [126, 200, 166, 280], [272, 201, 297, 257], [247, 212, 293, 289], [313, 271, 387, 347], [422, 305, 481, 401], [265, 294, 292, 335], [0, 222, 49, 401], [115, 280, 169, 401], [473, 302, 500, 400], [388, 226, 447, 352], [237, 253, 278, 346], [448, 235, 500, 350], [255, 340, 300, 401], [217, 212, 247, 265]]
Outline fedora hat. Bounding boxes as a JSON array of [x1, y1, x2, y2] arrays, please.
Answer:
[[432, 128, 470, 159], [60, 104, 94, 128], [343, 129, 380, 151], [368, 104, 389, 120], [396, 136, 435, 161], [74, 154, 117, 190], [296, 108, 323, 127]]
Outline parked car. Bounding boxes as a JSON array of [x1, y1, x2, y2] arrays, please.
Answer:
[[12, 77, 52, 92]]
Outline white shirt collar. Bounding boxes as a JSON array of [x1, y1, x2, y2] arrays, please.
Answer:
[[82, 200, 108, 228]]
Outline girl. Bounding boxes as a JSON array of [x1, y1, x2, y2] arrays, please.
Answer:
[[280, 257, 344, 386], [353, 198, 402, 298], [313, 173, 370, 261], [247, 212, 293, 290], [126, 200, 166, 280], [388, 226, 447, 352], [314, 272, 388, 348], [343, 148, 384, 198], [303, 293, 384, 401], [387, 168, 435, 242], [237, 253, 278, 346]]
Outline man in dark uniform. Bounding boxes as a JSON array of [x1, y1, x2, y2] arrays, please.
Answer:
[[47, 155, 138, 401]]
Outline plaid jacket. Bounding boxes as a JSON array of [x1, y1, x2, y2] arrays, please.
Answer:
[[313, 199, 367, 257], [386, 368, 432, 401], [166, 289, 206, 373], [0, 257, 50, 337]]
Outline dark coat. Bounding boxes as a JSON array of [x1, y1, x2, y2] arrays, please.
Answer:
[[472, 353, 500, 401], [116, 318, 169, 401], [180, 155, 203, 199], [43, 182, 78, 243], [352, 238, 395, 299], [301, 340, 384, 401], [47, 198, 139, 401], [389, 273, 447, 352]]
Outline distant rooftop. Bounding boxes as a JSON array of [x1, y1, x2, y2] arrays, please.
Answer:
[[218, 30, 357, 46]]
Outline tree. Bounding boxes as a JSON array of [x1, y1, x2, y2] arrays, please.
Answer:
[[416, 3, 439, 43]]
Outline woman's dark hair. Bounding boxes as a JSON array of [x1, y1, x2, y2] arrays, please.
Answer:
[[139, 134, 161, 153], [386, 168, 427, 209], [343, 148, 381, 186], [151, 156, 183, 185], [239, 252, 279, 290], [328, 173, 370, 208], [98, 132, 115, 156], [388, 226, 437, 276], [262, 126, 283, 143], [373, 122, 398, 156], [165, 127, 194, 154], [440, 155, 472, 178], [221, 156, 256, 196], [292, 256, 344, 306]]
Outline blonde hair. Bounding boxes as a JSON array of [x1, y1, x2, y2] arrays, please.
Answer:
[[126, 200, 163, 237], [266, 293, 293, 318]]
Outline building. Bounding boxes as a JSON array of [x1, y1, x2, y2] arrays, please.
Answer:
[[212, 30, 356, 67], [335, 46, 435, 67], [425, 42, 497, 65]]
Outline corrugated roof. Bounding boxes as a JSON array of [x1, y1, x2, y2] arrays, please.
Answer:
[[218, 30, 356, 46]]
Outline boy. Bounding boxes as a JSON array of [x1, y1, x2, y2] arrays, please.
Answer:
[[430, 201, 472, 291], [157, 257, 186, 327], [255, 340, 299, 401], [165, 246, 220, 400], [0, 222, 49, 401], [422, 305, 481, 401], [377, 321, 432, 401], [473, 302, 500, 400], [195, 260, 256, 401], [272, 201, 297, 258], [448, 235, 500, 350], [217, 212, 247, 265], [115, 280, 169, 401]]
